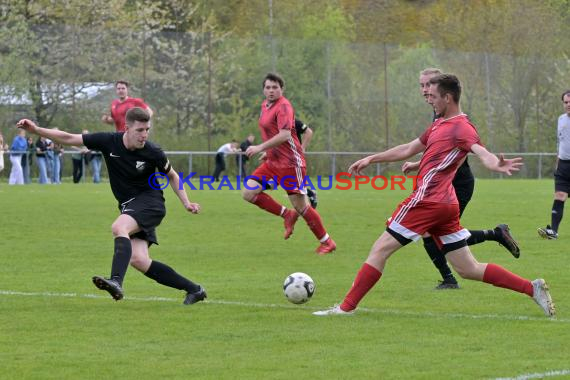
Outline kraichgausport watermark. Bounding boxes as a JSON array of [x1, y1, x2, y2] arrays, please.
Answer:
[[148, 172, 420, 191]]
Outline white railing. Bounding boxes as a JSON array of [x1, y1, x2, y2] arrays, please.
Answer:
[[163, 151, 558, 180], [0, 151, 559, 181]]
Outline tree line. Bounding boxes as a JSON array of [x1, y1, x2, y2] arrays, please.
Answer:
[[1, 0, 570, 176]]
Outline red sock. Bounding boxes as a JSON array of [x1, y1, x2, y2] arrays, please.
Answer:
[[482, 263, 533, 296], [252, 193, 284, 216], [340, 263, 382, 311], [301, 206, 327, 240]]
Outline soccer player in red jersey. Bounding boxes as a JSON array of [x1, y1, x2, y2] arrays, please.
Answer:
[[102, 80, 153, 132], [403, 68, 520, 291], [314, 74, 555, 317], [243, 73, 335, 254]]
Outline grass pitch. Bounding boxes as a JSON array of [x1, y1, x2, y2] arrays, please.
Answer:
[[0, 179, 569, 379]]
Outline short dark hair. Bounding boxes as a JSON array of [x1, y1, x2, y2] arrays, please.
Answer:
[[125, 107, 150, 126], [115, 80, 129, 88], [429, 74, 461, 103], [561, 90, 570, 101], [263, 73, 284, 89]]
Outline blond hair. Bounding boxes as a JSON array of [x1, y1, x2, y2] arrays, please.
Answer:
[[420, 68, 442, 76]]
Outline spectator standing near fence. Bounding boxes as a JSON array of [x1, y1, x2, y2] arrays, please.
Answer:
[[22, 137, 34, 184], [90, 149, 103, 183], [0, 133, 7, 173], [212, 141, 238, 182], [51, 129, 63, 184], [71, 130, 89, 184], [35, 136, 49, 184], [9, 129, 27, 185]]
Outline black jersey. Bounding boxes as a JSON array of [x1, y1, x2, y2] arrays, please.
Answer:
[[83, 133, 169, 204], [294, 119, 308, 144], [453, 158, 474, 186]]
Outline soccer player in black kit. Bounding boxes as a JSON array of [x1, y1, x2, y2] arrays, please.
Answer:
[[17, 108, 206, 305], [294, 119, 318, 209]]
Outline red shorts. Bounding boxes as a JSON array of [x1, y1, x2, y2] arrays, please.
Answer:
[[250, 162, 307, 195], [386, 197, 470, 247]]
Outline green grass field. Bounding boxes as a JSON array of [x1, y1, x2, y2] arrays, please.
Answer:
[[1, 179, 569, 379]]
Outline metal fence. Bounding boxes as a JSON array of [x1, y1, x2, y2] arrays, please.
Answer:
[[0, 151, 559, 183]]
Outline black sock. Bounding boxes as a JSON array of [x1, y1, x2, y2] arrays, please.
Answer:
[[144, 260, 200, 293], [466, 229, 498, 245], [551, 200, 565, 232], [111, 237, 132, 286], [423, 237, 456, 282]]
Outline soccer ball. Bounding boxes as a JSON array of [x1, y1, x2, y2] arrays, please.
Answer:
[[283, 272, 315, 304]]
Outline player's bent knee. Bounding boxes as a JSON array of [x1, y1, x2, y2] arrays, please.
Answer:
[[453, 265, 479, 280], [111, 222, 129, 237], [454, 267, 471, 279], [366, 246, 392, 269], [130, 256, 151, 272], [242, 189, 256, 202]]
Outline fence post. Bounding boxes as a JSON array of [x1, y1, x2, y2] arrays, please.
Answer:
[[188, 153, 193, 175], [331, 153, 336, 178], [538, 153, 542, 180], [238, 153, 243, 178]]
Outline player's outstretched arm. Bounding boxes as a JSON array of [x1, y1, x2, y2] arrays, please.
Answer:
[[301, 127, 313, 151], [402, 160, 420, 175], [471, 144, 523, 176], [101, 114, 114, 124], [166, 167, 200, 214], [245, 129, 290, 158], [16, 119, 83, 147], [348, 138, 425, 176]]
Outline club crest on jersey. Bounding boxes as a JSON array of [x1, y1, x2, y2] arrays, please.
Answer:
[[136, 161, 146, 171]]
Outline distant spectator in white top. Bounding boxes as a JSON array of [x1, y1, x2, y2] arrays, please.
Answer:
[[212, 141, 238, 181], [0, 133, 8, 173]]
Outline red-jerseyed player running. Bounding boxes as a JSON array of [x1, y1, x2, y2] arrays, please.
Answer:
[[243, 73, 335, 254], [102, 80, 153, 132], [314, 74, 555, 317]]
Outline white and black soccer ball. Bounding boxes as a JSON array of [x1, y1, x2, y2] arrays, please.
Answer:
[[283, 272, 315, 304]]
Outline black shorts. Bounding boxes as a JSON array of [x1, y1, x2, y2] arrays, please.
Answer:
[[118, 193, 166, 246], [554, 159, 570, 194], [452, 160, 475, 217]]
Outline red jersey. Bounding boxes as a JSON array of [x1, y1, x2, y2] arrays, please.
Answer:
[[413, 114, 480, 204], [110, 97, 149, 132], [258, 96, 305, 169]]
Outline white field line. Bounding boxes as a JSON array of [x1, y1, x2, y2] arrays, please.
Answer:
[[0, 289, 568, 323], [492, 369, 570, 380]]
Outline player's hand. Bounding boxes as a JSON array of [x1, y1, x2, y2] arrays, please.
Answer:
[[245, 145, 262, 158], [259, 151, 267, 163], [185, 202, 201, 214], [348, 157, 372, 176], [497, 153, 523, 176], [16, 119, 39, 133], [402, 161, 420, 175], [101, 114, 113, 123]]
